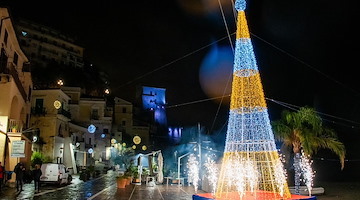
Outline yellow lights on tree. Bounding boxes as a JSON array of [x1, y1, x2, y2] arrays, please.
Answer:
[[132, 145, 136, 149], [133, 136, 141, 144], [104, 88, 110, 95], [54, 100, 62, 109], [142, 145, 147, 151], [111, 139, 117, 144], [214, 0, 291, 199]]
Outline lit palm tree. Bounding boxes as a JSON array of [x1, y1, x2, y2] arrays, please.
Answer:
[[272, 107, 345, 194]]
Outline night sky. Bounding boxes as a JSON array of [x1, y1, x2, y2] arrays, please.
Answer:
[[3, 0, 360, 174]]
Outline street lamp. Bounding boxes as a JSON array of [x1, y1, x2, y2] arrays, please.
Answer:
[[57, 79, 64, 86]]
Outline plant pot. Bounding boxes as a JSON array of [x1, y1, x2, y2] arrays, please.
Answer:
[[126, 177, 132, 185], [117, 178, 127, 189], [133, 178, 141, 183]]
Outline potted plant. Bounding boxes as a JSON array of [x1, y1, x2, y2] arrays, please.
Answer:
[[133, 171, 140, 183], [116, 175, 127, 189], [128, 165, 140, 183], [141, 167, 150, 182], [11, 125, 18, 133]]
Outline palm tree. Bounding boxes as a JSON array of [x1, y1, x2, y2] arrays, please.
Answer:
[[272, 107, 345, 194]]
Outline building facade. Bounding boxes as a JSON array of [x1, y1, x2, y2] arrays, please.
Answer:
[[30, 89, 72, 165], [114, 97, 150, 151], [63, 87, 112, 167], [14, 18, 84, 68], [0, 7, 33, 184]]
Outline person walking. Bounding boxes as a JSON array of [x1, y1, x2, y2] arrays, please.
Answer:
[[0, 161, 4, 192], [14, 163, 24, 192], [32, 164, 42, 193]]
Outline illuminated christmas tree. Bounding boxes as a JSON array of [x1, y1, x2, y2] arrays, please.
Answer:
[[215, 0, 291, 199]]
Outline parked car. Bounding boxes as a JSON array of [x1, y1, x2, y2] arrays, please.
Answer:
[[40, 163, 72, 185]]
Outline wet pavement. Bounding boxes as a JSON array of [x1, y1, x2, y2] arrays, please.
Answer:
[[90, 183, 207, 200], [0, 171, 206, 200]]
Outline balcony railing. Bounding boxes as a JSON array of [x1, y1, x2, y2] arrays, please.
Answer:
[[7, 119, 23, 133], [31, 107, 47, 116], [90, 114, 99, 120], [57, 108, 71, 119]]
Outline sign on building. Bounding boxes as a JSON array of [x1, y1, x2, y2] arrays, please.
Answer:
[[0, 116, 8, 133], [11, 140, 25, 157]]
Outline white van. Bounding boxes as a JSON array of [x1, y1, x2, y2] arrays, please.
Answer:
[[40, 163, 72, 185]]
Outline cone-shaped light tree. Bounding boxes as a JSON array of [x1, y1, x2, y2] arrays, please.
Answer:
[[215, 0, 291, 199]]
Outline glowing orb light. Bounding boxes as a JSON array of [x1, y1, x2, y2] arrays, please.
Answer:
[[133, 136, 141, 144], [54, 100, 62, 109], [87, 124, 96, 133], [88, 148, 93, 154]]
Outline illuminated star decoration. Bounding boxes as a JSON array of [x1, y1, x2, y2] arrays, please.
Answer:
[[215, 0, 291, 199]]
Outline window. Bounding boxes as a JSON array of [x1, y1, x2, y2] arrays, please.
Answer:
[[28, 87, 32, 101], [91, 109, 99, 120], [122, 107, 126, 113], [35, 99, 44, 112], [4, 30, 8, 46], [122, 120, 126, 126], [13, 52, 18, 66]]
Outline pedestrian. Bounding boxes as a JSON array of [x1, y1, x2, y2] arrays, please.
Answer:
[[0, 161, 4, 192], [14, 163, 24, 192], [32, 164, 42, 193]]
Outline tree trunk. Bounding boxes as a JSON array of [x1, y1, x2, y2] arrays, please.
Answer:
[[293, 152, 301, 194]]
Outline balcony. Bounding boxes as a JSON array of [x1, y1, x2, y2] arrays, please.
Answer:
[[57, 108, 71, 119], [7, 119, 23, 133], [90, 114, 99, 120], [31, 107, 47, 116]]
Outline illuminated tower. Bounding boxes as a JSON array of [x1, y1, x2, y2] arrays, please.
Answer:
[[215, 0, 291, 199]]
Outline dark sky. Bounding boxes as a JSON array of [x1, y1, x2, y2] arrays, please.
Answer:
[[3, 0, 360, 135]]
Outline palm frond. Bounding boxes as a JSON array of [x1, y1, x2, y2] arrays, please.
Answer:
[[318, 137, 346, 170]]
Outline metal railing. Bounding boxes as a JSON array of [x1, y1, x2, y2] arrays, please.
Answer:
[[57, 108, 71, 119], [7, 119, 23, 133], [31, 107, 47, 115]]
